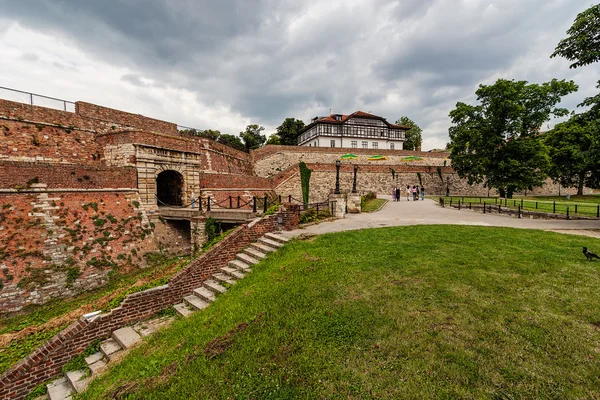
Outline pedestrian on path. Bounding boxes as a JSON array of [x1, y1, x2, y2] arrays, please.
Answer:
[[406, 185, 410, 201], [421, 186, 425, 200], [412, 185, 417, 201], [392, 187, 396, 201], [396, 187, 401, 202]]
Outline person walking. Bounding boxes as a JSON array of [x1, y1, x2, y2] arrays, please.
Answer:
[[392, 187, 397, 201], [396, 187, 401, 202], [421, 185, 425, 200], [412, 185, 417, 201], [406, 185, 410, 201]]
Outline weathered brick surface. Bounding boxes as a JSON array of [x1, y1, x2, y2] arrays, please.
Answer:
[[0, 161, 136, 189], [0, 212, 298, 400], [76, 102, 178, 134], [0, 191, 156, 312]]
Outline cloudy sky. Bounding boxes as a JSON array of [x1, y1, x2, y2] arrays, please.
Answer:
[[0, 0, 598, 150]]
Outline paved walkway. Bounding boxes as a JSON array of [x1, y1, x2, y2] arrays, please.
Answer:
[[284, 196, 600, 237]]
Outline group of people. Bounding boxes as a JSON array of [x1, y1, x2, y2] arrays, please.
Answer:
[[392, 185, 425, 201]]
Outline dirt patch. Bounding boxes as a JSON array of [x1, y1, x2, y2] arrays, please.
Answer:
[[204, 322, 249, 359], [110, 381, 139, 399], [303, 253, 322, 262]]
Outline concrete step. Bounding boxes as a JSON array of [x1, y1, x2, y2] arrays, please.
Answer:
[[174, 302, 195, 317], [220, 266, 245, 279], [193, 287, 216, 302], [203, 279, 227, 294], [112, 326, 142, 349], [65, 370, 90, 394], [236, 252, 260, 265], [212, 272, 237, 285], [84, 352, 107, 374], [259, 237, 283, 249], [99, 338, 122, 360], [229, 259, 251, 272], [265, 232, 289, 244], [250, 242, 277, 254], [183, 295, 209, 311], [133, 316, 175, 337], [243, 247, 267, 260], [47, 377, 72, 400]]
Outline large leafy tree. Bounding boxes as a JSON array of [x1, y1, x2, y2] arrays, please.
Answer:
[[266, 134, 281, 145], [240, 124, 267, 152], [544, 115, 600, 195], [395, 116, 422, 151], [551, 4, 600, 69], [449, 78, 578, 198], [217, 133, 245, 152], [275, 118, 305, 145], [178, 128, 221, 141]]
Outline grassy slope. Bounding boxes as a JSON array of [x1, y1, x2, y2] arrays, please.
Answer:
[[361, 198, 387, 213], [80, 226, 600, 399]]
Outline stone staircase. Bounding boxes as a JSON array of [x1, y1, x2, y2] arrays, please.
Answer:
[[44, 232, 289, 400]]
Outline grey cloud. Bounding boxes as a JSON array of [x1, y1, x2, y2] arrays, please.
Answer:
[[19, 52, 39, 62], [0, 0, 595, 146]]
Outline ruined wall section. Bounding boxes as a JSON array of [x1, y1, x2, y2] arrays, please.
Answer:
[[251, 145, 450, 177], [0, 190, 157, 312]]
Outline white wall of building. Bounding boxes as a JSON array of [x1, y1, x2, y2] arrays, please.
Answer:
[[302, 136, 404, 150]]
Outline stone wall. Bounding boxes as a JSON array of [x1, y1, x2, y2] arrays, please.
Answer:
[[0, 189, 157, 312], [0, 162, 137, 190], [0, 211, 299, 400], [251, 145, 450, 177]]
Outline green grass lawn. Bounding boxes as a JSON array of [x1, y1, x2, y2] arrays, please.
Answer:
[[361, 198, 387, 213], [437, 196, 600, 217], [78, 226, 600, 399]]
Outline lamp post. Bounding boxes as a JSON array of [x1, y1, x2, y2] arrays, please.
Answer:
[[352, 164, 358, 194], [334, 160, 341, 194]]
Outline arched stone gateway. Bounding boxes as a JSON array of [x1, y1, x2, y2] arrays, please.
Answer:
[[156, 170, 184, 206]]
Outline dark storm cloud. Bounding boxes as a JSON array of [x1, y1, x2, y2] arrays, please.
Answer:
[[0, 0, 595, 148]]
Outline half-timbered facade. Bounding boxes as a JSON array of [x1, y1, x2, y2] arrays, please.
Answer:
[[297, 111, 408, 150]]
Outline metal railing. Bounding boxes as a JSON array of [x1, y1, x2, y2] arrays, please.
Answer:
[[0, 86, 75, 112]]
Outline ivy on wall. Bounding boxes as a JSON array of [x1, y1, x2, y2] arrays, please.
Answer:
[[299, 162, 312, 205]]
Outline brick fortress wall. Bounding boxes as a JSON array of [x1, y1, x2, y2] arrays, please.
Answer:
[[0, 211, 298, 400]]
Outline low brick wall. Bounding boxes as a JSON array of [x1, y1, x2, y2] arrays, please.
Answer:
[[0, 211, 298, 400]]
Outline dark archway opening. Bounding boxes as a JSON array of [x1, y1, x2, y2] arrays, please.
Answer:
[[156, 170, 184, 206]]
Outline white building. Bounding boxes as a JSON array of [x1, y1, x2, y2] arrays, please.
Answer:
[[297, 111, 408, 150]]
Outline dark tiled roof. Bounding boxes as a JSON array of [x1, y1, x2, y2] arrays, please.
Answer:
[[312, 111, 410, 129]]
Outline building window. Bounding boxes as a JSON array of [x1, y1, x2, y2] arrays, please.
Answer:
[[330, 140, 336, 148], [362, 141, 368, 149], [351, 141, 357, 148], [390, 143, 395, 150], [372, 142, 378, 149]]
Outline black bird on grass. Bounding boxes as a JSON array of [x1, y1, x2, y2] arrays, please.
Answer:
[[583, 247, 600, 261]]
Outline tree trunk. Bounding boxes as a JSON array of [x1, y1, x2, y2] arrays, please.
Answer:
[[507, 187, 514, 199], [577, 172, 585, 196], [499, 188, 506, 198]]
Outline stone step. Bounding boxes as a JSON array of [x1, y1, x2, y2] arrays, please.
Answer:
[[174, 302, 195, 317], [212, 273, 237, 286], [133, 316, 175, 337], [47, 377, 72, 400], [259, 237, 283, 249], [100, 338, 122, 360], [243, 247, 267, 260], [229, 259, 251, 272], [220, 266, 245, 279], [203, 279, 227, 294], [84, 352, 107, 374], [236, 252, 260, 265], [265, 232, 289, 244], [183, 295, 209, 311], [193, 287, 216, 302], [112, 326, 142, 349], [66, 370, 90, 394], [250, 242, 277, 254]]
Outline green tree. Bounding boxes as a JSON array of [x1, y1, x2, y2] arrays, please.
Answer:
[[395, 116, 422, 151], [544, 115, 600, 195], [178, 128, 221, 141], [275, 118, 305, 145], [551, 4, 600, 69], [266, 134, 281, 145], [240, 124, 267, 151], [217, 134, 245, 152], [448, 78, 578, 198]]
